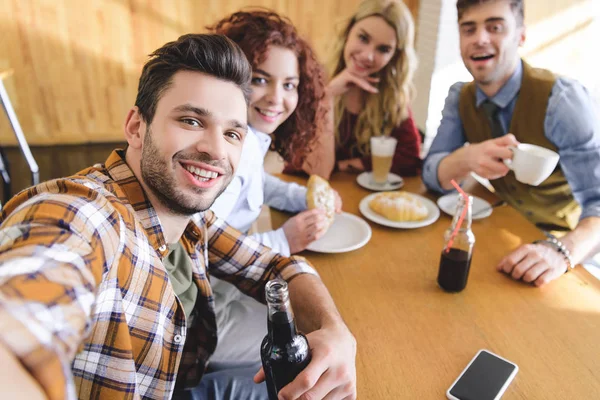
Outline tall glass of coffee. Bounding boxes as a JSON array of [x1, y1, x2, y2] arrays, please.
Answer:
[[370, 136, 397, 185]]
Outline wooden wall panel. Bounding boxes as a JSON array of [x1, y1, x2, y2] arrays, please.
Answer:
[[0, 0, 419, 146]]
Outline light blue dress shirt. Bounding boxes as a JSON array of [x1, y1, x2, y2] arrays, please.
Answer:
[[423, 61, 600, 221], [210, 126, 307, 256]]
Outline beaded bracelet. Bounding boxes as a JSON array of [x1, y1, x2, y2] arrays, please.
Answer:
[[533, 237, 573, 272]]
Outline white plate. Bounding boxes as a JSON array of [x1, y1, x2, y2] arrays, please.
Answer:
[[359, 192, 440, 229], [306, 212, 372, 253], [356, 172, 404, 191], [436, 193, 492, 220]]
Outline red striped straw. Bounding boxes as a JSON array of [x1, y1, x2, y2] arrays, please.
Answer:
[[444, 179, 470, 253]]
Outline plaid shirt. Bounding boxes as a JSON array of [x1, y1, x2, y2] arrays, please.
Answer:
[[0, 150, 317, 400]]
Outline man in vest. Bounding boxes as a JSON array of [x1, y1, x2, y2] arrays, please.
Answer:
[[423, 0, 600, 286]]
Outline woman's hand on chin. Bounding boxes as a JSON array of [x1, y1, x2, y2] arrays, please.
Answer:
[[326, 68, 379, 98]]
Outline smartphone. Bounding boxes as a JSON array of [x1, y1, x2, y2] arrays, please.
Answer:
[[446, 349, 519, 400]]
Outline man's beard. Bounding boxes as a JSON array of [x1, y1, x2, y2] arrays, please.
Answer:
[[140, 126, 233, 216]]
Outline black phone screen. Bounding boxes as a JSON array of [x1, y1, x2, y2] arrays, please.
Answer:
[[449, 350, 517, 400]]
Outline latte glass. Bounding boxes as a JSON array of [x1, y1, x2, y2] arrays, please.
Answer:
[[370, 136, 397, 185]]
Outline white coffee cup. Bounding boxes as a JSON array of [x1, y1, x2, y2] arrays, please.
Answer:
[[370, 136, 397, 185], [503, 143, 559, 186]]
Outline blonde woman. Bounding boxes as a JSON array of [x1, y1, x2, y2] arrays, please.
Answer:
[[299, 0, 421, 179]]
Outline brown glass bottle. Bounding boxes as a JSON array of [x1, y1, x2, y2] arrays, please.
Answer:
[[437, 195, 475, 292], [261, 280, 311, 399]]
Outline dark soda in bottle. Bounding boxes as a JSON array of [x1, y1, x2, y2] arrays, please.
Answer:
[[437, 195, 475, 292], [261, 280, 311, 399]]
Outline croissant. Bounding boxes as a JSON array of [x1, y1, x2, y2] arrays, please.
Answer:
[[369, 192, 428, 222], [306, 175, 335, 228]]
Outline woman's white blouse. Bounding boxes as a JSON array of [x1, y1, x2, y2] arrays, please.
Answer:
[[210, 127, 307, 256]]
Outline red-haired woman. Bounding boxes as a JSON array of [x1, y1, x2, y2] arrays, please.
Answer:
[[209, 10, 341, 256], [194, 10, 343, 398]]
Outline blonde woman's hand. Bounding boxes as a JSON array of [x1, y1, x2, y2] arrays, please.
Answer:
[[326, 68, 379, 97], [337, 158, 365, 173]]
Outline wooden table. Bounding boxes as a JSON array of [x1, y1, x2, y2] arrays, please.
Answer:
[[271, 173, 600, 399]]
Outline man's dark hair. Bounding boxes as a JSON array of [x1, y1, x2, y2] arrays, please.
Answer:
[[457, 0, 524, 25], [135, 34, 252, 123]]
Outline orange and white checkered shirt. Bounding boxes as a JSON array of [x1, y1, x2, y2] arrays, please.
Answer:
[[0, 149, 316, 399]]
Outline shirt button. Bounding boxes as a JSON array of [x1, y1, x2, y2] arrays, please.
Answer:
[[174, 334, 183, 344], [159, 244, 167, 252]]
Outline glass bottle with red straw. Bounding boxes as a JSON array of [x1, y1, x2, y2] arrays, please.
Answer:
[[437, 180, 475, 292]]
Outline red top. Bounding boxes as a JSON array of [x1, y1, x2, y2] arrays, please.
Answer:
[[336, 110, 422, 176]]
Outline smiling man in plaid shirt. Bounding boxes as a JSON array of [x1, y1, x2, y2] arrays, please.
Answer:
[[0, 34, 357, 400]]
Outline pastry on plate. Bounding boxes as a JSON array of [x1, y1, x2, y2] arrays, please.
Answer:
[[368, 191, 428, 222], [306, 175, 335, 228]]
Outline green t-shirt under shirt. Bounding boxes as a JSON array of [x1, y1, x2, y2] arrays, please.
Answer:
[[164, 242, 198, 322]]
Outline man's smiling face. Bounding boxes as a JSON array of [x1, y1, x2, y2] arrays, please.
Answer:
[[459, 0, 525, 89], [139, 70, 248, 215]]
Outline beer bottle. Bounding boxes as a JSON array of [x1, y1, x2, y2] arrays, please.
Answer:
[[437, 195, 475, 292], [261, 280, 311, 399]]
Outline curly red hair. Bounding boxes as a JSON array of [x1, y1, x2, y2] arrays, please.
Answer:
[[208, 10, 326, 168]]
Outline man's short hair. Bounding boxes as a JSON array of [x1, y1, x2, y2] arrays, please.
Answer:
[[456, 0, 524, 26], [135, 34, 252, 124]]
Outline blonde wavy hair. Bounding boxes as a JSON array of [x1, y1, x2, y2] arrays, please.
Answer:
[[330, 0, 417, 155]]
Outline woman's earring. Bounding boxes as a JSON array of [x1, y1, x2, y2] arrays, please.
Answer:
[[391, 66, 397, 77]]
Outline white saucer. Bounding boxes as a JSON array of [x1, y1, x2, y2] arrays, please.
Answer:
[[437, 193, 492, 220], [357, 172, 404, 191], [358, 192, 440, 229], [306, 212, 372, 253]]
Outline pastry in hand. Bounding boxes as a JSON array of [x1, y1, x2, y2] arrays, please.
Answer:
[[306, 175, 335, 228], [369, 191, 428, 222]]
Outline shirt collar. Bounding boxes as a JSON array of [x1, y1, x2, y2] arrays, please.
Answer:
[[104, 149, 202, 252], [475, 60, 523, 108], [249, 126, 272, 151]]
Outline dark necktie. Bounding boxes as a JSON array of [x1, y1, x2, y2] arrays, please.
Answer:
[[480, 100, 504, 138]]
